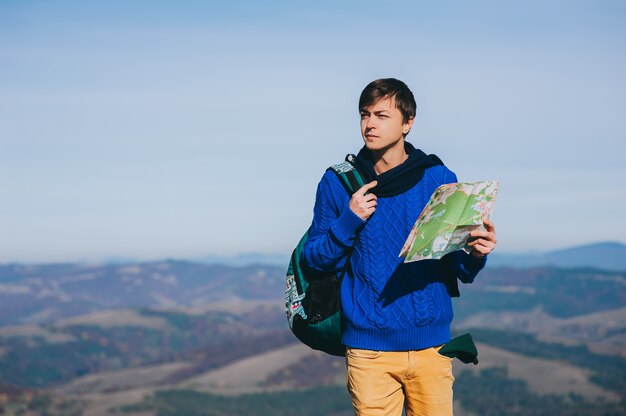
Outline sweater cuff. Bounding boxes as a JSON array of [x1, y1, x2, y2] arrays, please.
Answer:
[[465, 252, 487, 270], [329, 207, 365, 247]]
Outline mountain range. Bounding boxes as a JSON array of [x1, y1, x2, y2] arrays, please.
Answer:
[[105, 241, 626, 270], [195, 241, 626, 270], [0, 261, 283, 327], [487, 241, 626, 271], [1, 243, 625, 415]]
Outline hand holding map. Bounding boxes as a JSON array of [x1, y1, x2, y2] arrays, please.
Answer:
[[399, 181, 499, 262]]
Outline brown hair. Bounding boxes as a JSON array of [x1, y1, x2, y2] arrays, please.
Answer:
[[359, 78, 417, 123]]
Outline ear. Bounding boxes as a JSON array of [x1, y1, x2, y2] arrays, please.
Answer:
[[402, 117, 414, 135]]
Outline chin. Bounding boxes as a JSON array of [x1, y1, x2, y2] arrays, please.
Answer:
[[364, 137, 403, 152], [363, 139, 383, 150], [364, 141, 392, 152]]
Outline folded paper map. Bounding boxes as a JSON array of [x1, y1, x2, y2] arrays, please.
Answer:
[[400, 180, 499, 262]]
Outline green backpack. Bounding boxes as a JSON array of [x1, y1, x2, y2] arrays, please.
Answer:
[[285, 159, 364, 356]]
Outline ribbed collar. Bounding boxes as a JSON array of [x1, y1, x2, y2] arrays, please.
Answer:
[[349, 142, 443, 197]]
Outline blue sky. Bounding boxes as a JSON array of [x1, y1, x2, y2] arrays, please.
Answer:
[[1, 1, 625, 262]]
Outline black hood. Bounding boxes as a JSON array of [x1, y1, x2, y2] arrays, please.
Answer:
[[349, 142, 443, 198]]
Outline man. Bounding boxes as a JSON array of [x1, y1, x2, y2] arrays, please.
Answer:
[[301, 78, 497, 416]]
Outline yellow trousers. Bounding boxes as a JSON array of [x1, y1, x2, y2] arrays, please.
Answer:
[[346, 346, 454, 416]]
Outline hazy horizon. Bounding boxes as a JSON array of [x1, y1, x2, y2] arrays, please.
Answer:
[[1, 239, 623, 266]]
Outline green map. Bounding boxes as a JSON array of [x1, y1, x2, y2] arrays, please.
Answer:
[[400, 180, 499, 262]]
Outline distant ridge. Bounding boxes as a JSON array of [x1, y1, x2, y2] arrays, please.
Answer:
[[489, 241, 626, 271], [4, 243, 622, 271], [193, 252, 289, 267], [192, 243, 626, 270]]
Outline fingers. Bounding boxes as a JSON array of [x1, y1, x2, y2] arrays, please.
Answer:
[[470, 228, 493, 237], [470, 246, 488, 258], [465, 215, 499, 260], [483, 217, 495, 232], [350, 181, 378, 220], [468, 240, 492, 250], [359, 197, 378, 209], [469, 240, 494, 258], [357, 180, 378, 196], [469, 230, 496, 243], [468, 219, 497, 252], [357, 195, 377, 211], [467, 235, 496, 247], [470, 218, 497, 245]]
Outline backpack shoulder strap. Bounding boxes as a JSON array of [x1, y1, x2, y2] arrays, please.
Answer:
[[328, 155, 364, 195]]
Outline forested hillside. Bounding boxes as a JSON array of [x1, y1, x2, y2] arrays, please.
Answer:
[[1, 261, 624, 415]]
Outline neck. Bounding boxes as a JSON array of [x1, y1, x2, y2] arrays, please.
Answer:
[[371, 140, 407, 175]]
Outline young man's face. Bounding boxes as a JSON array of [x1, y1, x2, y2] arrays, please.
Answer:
[[360, 96, 414, 152]]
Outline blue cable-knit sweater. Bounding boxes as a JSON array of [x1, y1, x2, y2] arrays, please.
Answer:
[[302, 164, 486, 351]]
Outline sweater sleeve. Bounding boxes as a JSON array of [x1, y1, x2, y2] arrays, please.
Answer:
[[442, 250, 487, 284], [439, 167, 487, 285], [301, 170, 365, 274]]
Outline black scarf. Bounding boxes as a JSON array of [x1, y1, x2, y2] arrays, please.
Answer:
[[349, 142, 443, 198]]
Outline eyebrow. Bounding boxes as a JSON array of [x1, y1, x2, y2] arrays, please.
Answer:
[[360, 109, 390, 114]]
